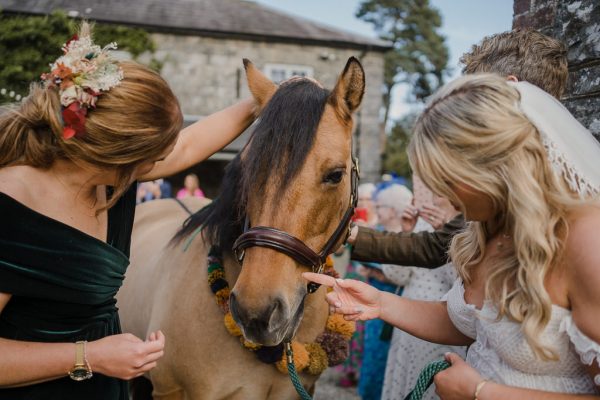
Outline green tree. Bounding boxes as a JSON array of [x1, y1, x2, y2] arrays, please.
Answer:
[[356, 0, 449, 130], [381, 113, 416, 179], [0, 11, 158, 103]]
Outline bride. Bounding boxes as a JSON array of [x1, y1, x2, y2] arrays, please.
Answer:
[[305, 73, 600, 399]]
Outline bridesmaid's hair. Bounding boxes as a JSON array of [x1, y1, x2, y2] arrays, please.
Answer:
[[0, 60, 182, 209]]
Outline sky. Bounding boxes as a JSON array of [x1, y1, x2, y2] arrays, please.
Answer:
[[253, 0, 514, 121]]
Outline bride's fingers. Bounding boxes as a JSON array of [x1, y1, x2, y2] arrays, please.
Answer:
[[344, 312, 363, 321], [336, 277, 369, 294], [326, 291, 342, 307], [302, 272, 336, 287], [336, 305, 364, 315]]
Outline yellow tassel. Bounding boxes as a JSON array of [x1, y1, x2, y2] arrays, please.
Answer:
[[305, 343, 328, 375], [326, 313, 355, 340], [276, 341, 310, 373], [208, 269, 225, 285], [325, 256, 334, 268], [223, 312, 242, 337], [242, 338, 261, 350], [215, 288, 231, 305]]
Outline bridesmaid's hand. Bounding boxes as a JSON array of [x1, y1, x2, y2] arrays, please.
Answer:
[[433, 352, 484, 400], [87, 330, 165, 380], [302, 272, 382, 321]]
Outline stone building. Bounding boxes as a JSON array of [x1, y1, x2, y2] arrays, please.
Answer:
[[1, 0, 390, 194], [513, 0, 600, 141]]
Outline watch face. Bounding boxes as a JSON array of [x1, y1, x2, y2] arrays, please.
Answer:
[[69, 367, 93, 381]]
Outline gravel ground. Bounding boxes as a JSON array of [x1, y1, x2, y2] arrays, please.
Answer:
[[313, 368, 361, 400]]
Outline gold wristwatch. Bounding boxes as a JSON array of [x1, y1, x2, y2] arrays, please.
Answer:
[[68, 340, 93, 381]]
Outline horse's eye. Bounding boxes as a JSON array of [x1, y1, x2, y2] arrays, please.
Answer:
[[323, 170, 344, 184]]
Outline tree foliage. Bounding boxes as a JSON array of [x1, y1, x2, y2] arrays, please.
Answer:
[[356, 0, 449, 129], [381, 113, 417, 179], [0, 11, 157, 103]]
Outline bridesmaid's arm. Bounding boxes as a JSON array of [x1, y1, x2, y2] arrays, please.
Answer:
[[141, 98, 255, 181], [0, 292, 74, 387]]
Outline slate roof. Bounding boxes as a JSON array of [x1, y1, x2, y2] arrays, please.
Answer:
[[0, 0, 390, 51]]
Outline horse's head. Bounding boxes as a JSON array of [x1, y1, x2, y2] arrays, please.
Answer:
[[229, 58, 365, 345]]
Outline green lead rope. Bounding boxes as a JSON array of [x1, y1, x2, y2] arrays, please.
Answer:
[[285, 342, 313, 400], [285, 341, 448, 400], [403, 360, 450, 400]]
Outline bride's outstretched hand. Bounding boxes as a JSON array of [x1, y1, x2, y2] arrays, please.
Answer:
[[302, 272, 382, 321]]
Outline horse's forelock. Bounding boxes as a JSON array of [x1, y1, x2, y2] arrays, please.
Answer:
[[240, 80, 330, 203]]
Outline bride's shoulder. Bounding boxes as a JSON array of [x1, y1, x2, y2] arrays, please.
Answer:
[[565, 203, 600, 279]]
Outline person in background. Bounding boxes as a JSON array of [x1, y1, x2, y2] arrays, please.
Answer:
[[356, 182, 378, 226], [358, 184, 412, 400], [381, 179, 466, 400], [157, 178, 172, 198], [136, 180, 162, 204], [176, 173, 205, 199], [333, 184, 374, 387]]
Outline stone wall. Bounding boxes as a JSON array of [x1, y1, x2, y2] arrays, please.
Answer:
[[513, 0, 600, 140], [143, 33, 385, 182]]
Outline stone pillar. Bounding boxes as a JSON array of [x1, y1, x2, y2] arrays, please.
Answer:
[[513, 0, 600, 141]]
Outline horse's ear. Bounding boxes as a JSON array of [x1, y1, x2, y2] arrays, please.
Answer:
[[243, 59, 277, 111], [331, 57, 365, 116]]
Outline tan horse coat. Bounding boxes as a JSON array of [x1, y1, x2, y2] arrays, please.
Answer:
[[117, 198, 329, 399]]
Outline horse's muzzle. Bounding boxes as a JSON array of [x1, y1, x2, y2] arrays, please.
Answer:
[[229, 292, 303, 346]]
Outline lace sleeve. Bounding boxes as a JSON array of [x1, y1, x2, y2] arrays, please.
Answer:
[[560, 315, 600, 385]]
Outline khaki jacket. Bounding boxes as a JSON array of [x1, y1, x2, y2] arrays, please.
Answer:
[[351, 214, 465, 268]]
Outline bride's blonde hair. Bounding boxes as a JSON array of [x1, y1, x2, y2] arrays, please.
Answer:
[[409, 73, 581, 360]]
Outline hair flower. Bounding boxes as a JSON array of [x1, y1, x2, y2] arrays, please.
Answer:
[[41, 25, 123, 139]]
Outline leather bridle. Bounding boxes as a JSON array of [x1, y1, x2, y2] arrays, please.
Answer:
[[232, 157, 360, 293]]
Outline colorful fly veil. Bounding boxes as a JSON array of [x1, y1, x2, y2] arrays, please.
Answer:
[[41, 24, 123, 139]]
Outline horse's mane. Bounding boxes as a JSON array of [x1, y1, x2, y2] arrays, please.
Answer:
[[173, 80, 330, 252]]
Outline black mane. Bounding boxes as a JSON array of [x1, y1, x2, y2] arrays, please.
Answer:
[[173, 80, 330, 251]]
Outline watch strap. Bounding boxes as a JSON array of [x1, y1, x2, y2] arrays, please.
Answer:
[[75, 341, 86, 366]]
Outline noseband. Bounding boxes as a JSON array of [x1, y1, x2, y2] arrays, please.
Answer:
[[232, 157, 359, 293]]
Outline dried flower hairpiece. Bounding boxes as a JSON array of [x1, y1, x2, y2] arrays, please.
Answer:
[[41, 24, 123, 139]]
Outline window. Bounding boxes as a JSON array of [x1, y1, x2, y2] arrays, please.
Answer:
[[263, 64, 314, 84]]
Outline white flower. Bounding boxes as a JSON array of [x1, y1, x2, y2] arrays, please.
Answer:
[[60, 85, 80, 107]]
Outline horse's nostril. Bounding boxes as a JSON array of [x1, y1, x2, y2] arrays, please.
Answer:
[[229, 292, 243, 324], [267, 297, 287, 330]]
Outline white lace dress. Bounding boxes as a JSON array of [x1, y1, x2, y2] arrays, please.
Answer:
[[380, 218, 468, 400], [445, 278, 600, 394]]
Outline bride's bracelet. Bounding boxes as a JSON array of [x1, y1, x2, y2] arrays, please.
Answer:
[[474, 379, 489, 399]]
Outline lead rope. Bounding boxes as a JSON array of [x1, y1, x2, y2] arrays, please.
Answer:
[[285, 342, 313, 400], [403, 360, 450, 400]]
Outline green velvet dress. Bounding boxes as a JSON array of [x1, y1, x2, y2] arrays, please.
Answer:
[[0, 185, 136, 399]]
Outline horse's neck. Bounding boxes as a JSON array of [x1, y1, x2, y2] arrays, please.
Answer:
[[222, 254, 330, 343]]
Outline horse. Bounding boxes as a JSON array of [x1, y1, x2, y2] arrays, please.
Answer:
[[117, 57, 365, 399]]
